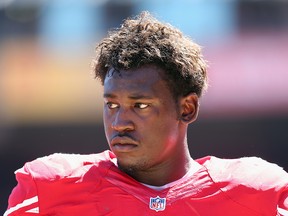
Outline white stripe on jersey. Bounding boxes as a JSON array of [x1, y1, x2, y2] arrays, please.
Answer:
[[4, 196, 39, 216], [278, 207, 288, 216], [25, 207, 39, 213]]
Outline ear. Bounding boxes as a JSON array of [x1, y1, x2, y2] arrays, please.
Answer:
[[179, 93, 199, 124]]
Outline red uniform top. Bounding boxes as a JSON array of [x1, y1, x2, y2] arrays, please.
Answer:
[[4, 150, 288, 216]]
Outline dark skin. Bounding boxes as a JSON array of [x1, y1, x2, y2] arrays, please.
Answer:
[[103, 64, 199, 186]]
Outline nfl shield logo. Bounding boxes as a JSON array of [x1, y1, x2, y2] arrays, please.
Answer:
[[149, 196, 166, 212]]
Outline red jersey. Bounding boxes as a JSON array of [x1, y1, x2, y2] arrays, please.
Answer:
[[4, 150, 288, 215]]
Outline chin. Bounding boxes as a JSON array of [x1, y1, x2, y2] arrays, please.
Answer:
[[117, 161, 138, 176], [117, 159, 149, 175]]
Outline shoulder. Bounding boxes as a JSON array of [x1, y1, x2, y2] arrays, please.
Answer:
[[199, 156, 288, 190], [17, 150, 116, 180]]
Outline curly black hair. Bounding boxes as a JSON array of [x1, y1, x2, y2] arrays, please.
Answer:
[[92, 11, 208, 100]]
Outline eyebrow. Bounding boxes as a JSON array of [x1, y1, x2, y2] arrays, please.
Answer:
[[103, 93, 154, 100], [103, 93, 116, 99]]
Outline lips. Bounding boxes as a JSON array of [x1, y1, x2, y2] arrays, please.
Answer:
[[110, 136, 138, 152]]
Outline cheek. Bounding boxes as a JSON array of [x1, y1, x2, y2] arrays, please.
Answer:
[[103, 112, 112, 135], [145, 119, 178, 143], [157, 117, 179, 143]]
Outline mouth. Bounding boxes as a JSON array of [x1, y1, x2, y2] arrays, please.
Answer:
[[110, 136, 138, 153]]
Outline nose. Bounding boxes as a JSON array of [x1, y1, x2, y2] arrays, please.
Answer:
[[111, 108, 134, 132]]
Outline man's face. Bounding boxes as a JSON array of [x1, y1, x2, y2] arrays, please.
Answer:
[[103, 65, 182, 174]]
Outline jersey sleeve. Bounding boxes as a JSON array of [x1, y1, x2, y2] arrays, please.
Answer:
[[4, 165, 40, 215], [4, 151, 113, 215], [203, 156, 288, 216]]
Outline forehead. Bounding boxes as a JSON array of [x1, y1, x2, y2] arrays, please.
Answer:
[[103, 65, 169, 96]]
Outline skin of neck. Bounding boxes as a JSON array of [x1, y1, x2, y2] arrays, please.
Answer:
[[126, 132, 193, 187]]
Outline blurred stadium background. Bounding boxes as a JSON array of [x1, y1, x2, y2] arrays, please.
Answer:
[[1, 0, 288, 212]]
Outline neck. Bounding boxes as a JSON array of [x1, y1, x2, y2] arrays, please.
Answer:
[[128, 146, 193, 186]]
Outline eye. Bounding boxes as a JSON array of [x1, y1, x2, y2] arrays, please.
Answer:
[[106, 102, 119, 109], [135, 103, 149, 109]]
